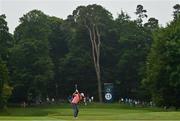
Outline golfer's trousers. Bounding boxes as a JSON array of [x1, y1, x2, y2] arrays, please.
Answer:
[[72, 103, 79, 117]]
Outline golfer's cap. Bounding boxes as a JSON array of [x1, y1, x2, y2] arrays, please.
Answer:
[[80, 93, 84, 97]]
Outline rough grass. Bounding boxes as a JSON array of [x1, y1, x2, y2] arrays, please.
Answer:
[[0, 103, 179, 121]]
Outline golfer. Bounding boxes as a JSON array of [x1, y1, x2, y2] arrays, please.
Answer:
[[71, 89, 84, 119]]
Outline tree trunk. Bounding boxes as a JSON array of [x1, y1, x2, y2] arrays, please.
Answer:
[[87, 25, 103, 102], [96, 69, 102, 102]]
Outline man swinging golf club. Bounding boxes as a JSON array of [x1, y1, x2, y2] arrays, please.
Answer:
[[71, 84, 84, 119]]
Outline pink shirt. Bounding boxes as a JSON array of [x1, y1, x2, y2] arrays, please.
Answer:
[[71, 93, 81, 104]]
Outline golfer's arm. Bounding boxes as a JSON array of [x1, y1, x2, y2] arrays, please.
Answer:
[[72, 91, 79, 96], [72, 92, 77, 95]]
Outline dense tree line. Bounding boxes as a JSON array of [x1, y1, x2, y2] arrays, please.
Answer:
[[0, 4, 179, 109], [143, 14, 180, 108], [0, 14, 13, 109]]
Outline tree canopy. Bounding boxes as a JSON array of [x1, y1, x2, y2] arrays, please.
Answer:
[[0, 14, 13, 109], [0, 4, 180, 108]]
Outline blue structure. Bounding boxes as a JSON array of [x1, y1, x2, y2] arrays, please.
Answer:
[[104, 83, 113, 103]]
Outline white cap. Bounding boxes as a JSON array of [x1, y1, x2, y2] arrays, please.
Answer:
[[80, 93, 84, 97]]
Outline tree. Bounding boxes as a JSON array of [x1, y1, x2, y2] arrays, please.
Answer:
[[0, 59, 12, 109], [70, 4, 113, 102], [47, 16, 69, 98], [114, 11, 153, 100], [0, 14, 13, 109], [0, 14, 13, 61], [173, 4, 180, 20], [144, 17, 159, 31], [135, 5, 148, 25], [58, 24, 97, 98], [11, 10, 54, 102], [143, 17, 180, 108]]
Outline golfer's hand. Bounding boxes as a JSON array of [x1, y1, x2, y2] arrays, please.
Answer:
[[76, 89, 78, 92]]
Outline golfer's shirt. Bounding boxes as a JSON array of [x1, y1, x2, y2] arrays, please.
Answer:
[[71, 94, 81, 104]]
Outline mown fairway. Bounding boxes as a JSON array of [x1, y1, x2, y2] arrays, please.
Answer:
[[0, 103, 180, 121]]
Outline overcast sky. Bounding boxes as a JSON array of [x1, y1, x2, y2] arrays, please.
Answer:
[[1, 0, 179, 33]]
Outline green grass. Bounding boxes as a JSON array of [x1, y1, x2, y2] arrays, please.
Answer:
[[0, 103, 180, 121]]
